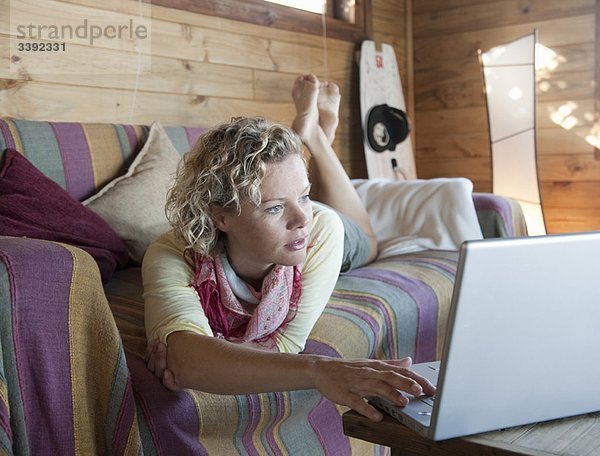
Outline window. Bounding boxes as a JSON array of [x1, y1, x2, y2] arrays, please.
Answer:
[[264, 0, 358, 24], [150, 0, 371, 42], [264, 0, 326, 15]]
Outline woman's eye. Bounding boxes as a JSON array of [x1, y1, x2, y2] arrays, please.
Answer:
[[299, 194, 311, 204], [266, 205, 283, 214]]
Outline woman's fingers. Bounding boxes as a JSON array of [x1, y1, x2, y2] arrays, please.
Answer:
[[145, 339, 158, 364], [145, 340, 181, 392], [328, 378, 405, 422], [152, 342, 167, 378], [314, 358, 436, 422], [352, 360, 436, 396], [364, 360, 436, 396], [354, 378, 408, 407], [376, 377, 412, 405], [145, 340, 159, 372], [162, 368, 182, 392], [347, 396, 384, 422], [374, 368, 424, 396], [386, 357, 413, 368], [145, 340, 169, 380], [392, 366, 436, 396]]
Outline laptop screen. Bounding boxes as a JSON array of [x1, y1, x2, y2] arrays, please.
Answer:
[[431, 232, 600, 440]]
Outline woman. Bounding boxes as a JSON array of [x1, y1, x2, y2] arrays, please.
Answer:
[[143, 74, 435, 422]]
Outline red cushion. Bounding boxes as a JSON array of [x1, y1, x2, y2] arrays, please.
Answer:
[[0, 148, 129, 283]]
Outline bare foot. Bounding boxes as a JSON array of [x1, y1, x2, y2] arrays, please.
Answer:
[[291, 74, 324, 147], [317, 81, 340, 144]]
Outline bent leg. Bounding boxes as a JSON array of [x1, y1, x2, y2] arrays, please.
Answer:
[[291, 74, 377, 264]]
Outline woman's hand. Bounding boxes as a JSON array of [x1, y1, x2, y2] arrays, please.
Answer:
[[145, 339, 181, 392], [311, 356, 436, 422]]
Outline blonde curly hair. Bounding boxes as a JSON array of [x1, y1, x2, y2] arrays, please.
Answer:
[[166, 117, 305, 257]]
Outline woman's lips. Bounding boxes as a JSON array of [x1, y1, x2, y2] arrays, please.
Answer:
[[286, 237, 307, 251]]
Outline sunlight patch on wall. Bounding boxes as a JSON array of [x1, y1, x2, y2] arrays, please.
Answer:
[[535, 44, 563, 76], [548, 101, 579, 130], [535, 43, 599, 150]]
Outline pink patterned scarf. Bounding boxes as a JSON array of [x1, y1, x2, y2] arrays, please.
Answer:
[[190, 254, 302, 346]]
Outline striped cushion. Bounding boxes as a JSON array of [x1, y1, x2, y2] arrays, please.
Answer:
[[0, 118, 205, 202]]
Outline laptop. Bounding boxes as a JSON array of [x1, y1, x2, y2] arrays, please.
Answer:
[[370, 231, 600, 441]]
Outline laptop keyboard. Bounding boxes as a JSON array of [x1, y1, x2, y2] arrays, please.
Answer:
[[418, 364, 438, 407], [418, 395, 435, 407]]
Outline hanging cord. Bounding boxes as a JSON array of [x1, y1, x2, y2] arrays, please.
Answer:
[[321, 2, 328, 81], [129, 0, 144, 123]]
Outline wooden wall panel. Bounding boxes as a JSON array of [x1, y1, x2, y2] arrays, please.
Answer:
[[0, 0, 410, 181], [544, 207, 600, 232], [541, 181, 600, 208], [1, 38, 256, 98], [413, 0, 594, 38], [416, 15, 594, 66], [537, 127, 596, 156], [0, 80, 294, 124], [413, 0, 599, 233], [416, 132, 490, 159]]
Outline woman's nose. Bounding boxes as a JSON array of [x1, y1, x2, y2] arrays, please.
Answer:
[[288, 204, 310, 229]]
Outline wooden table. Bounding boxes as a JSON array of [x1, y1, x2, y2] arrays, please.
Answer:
[[343, 409, 600, 455]]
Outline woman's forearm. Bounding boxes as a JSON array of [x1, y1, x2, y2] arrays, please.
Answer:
[[167, 331, 320, 394], [161, 330, 436, 422]]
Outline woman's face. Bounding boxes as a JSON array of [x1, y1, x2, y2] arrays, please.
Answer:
[[214, 154, 313, 286]]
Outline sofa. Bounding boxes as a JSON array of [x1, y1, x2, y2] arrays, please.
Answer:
[[0, 117, 526, 455]]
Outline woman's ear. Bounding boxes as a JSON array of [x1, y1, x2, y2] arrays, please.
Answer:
[[209, 205, 230, 232]]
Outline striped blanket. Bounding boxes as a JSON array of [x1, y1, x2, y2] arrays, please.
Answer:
[[0, 235, 458, 455], [107, 250, 459, 455], [0, 237, 139, 455], [0, 118, 526, 455]]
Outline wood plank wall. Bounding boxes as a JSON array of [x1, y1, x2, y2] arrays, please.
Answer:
[[0, 0, 409, 180], [8, 1, 594, 233], [413, 0, 599, 233]]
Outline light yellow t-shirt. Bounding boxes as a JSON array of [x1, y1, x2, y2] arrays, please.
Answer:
[[142, 203, 344, 353]]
